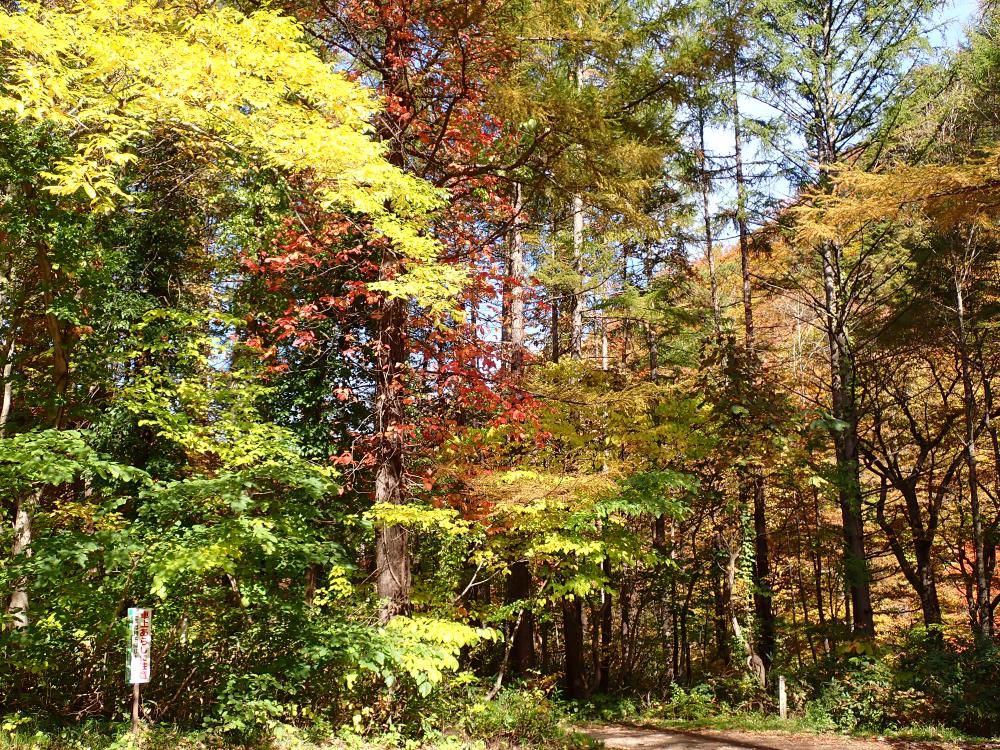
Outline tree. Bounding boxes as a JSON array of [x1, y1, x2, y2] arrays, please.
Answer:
[[754, 0, 938, 639], [0, 0, 450, 629]]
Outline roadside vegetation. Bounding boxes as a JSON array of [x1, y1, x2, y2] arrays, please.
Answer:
[[5, 0, 1000, 748]]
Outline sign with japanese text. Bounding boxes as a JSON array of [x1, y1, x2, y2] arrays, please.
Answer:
[[127, 607, 151, 684]]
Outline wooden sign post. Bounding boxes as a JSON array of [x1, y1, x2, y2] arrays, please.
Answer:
[[128, 607, 152, 733], [778, 675, 787, 720]]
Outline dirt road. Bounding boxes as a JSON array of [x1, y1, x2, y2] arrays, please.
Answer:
[[581, 723, 997, 750]]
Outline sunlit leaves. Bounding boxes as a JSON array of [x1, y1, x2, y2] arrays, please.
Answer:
[[0, 0, 459, 308], [0, 429, 149, 489]]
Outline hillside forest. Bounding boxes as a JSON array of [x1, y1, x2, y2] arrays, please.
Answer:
[[4, 0, 1000, 745]]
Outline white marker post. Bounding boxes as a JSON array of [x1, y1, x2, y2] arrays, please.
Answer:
[[128, 607, 152, 733], [778, 675, 787, 720]]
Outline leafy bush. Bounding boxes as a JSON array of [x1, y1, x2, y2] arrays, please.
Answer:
[[573, 695, 640, 723], [705, 675, 770, 712], [0, 423, 493, 738], [893, 628, 1000, 736], [794, 628, 1000, 736], [810, 656, 938, 733], [658, 684, 718, 720], [463, 689, 567, 746], [950, 643, 1000, 736]]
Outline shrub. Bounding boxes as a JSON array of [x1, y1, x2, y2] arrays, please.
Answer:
[[659, 684, 718, 721], [811, 657, 899, 732], [706, 675, 770, 712], [894, 629, 1000, 736], [463, 689, 566, 747], [797, 629, 1000, 736]]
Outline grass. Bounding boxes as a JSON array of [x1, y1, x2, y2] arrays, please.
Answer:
[[3, 709, 995, 750], [0, 718, 598, 750], [879, 725, 972, 743]]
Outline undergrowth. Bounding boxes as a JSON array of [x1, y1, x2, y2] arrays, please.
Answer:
[[0, 687, 596, 750]]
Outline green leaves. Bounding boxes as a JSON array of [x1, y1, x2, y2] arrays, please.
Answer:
[[0, 0, 462, 312], [0, 429, 149, 489], [597, 470, 696, 520]]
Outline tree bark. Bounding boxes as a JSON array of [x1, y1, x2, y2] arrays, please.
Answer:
[[374, 249, 411, 624], [37, 247, 70, 429], [7, 490, 34, 630], [570, 49, 586, 360], [562, 597, 586, 699], [698, 107, 720, 335], [821, 241, 875, 640], [502, 183, 536, 672], [713, 528, 732, 665], [953, 241, 993, 639], [597, 558, 612, 693], [507, 183, 527, 374], [551, 230, 561, 364], [7, 246, 72, 630], [507, 561, 535, 674], [372, 46, 417, 623], [644, 245, 658, 381], [571, 193, 585, 359], [732, 70, 777, 669], [0, 343, 13, 436], [751, 474, 776, 668]]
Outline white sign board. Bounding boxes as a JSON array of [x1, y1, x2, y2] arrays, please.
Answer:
[[128, 607, 151, 684]]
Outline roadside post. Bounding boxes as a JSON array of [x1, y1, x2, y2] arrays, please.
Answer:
[[778, 675, 787, 720], [128, 607, 152, 733]]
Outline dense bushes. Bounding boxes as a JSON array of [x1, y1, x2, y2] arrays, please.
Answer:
[[893, 629, 1000, 736], [463, 689, 572, 747], [784, 629, 1000, 736], [0, 416, 493, 732], [574, 628, 1000, 739], [1, 685, 586, 750]]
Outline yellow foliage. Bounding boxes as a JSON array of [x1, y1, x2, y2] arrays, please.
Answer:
[[0, 0, 459, 304], [472, 469, 616, 511], [794, 151, 1000, 243]]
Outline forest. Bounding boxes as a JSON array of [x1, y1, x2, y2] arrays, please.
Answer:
[[3, 0, 1000, 747]]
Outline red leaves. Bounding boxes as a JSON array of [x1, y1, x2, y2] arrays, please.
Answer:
[[233, 0, 543, 527]]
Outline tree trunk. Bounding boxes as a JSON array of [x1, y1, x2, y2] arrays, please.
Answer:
[[871, 470, 944, 628], [503, 183, 535, 672], [916, 537, 943, 627], [751, 474, 776, 668], [597, 558, 612, 693], [954, 246, 993, 639], [371, 50, 418, 624], [507, 561, 536, 674], [504, 183, 527, 374], [821, 241, 875, 640], [0, 338, 13, 435], [571, 193, 585, 359], [6, 490, 35, 630], [644, 245, 658, 381], [562, 597, 586, 699], [698, 107, 720, 334], [374, 249, 411, 624], [713, 530, 732, 665], [732, 68, 778, 668], [551, 230, 561, 364], [570, 47, 586, 360], [37, 247, 70, 429], [7, 246, 71, 630], [670, 523, 680, 682]]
